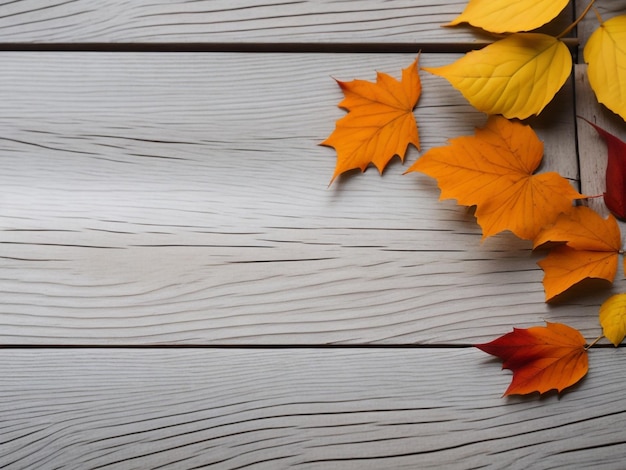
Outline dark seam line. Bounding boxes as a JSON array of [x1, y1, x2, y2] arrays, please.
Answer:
[[0, 39, 578, 54], [0, 343, 473, 349], [0, 42, 490, 54], [0, 343, 620, 349]]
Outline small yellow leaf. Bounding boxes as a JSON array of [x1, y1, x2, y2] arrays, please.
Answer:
[[584, 15, 626, 122], [423, 33, 571, 119], [599, 294, 626, 346], [447, 0, 569, 34]]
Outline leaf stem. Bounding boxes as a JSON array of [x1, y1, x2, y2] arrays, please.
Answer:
[[585, 334, 604, 350], [557, 0, 596, 39], [593, 6, 604, 25]]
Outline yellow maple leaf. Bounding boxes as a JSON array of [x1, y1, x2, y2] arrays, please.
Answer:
[[599, 294, 626, 347], [447, 0, 569, 34], [407, 116, 582, 240], [534, 206, 622, 301], [423, 33, 571, 119], [322, 58, 421, 184], [584, 15, 626, 122]]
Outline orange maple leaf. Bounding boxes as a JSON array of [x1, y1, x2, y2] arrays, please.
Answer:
[[476, 322, 588, 396], [322, 58, 421, 184], [533, 206, 622, 301], [407, 115, 583, 239]]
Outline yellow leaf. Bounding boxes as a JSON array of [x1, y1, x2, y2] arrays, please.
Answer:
[[584, 15, 626, 122], [599, 294, 626, 346], [447, 0, 569, 34], [423, 33, 571, 119]]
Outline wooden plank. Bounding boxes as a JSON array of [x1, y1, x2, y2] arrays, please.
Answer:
[[0, 52, 584, 345], [0, 0, 573, 47], [575, 64, 626, 216], [1, 347, 626, 469]]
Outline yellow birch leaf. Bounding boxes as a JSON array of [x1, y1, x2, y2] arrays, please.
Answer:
[[423, 33, 571, 119], [584, 15, 626, 122], [599, 294, 626, 346], [447, 0, 569, 34]]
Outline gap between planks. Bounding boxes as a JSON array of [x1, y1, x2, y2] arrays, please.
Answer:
[[0, 39, 579, 54], [0, 343, 471, 349], [0, 344, 619, 349]]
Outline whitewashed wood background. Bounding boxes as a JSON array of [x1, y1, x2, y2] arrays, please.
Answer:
[[1, 1, 626, 468]]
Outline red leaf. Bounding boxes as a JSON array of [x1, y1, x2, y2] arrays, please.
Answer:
[[579, 117, 626, 220], [475, 322, 588, 396]]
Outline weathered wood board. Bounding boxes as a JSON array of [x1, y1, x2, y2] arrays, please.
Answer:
[[0, 52, 595, 346], [2, 1, 626, 469], [2, 348, 626, 469], [0, 0, 573, 47]]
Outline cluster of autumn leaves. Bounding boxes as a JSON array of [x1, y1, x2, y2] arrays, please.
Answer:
[[322, 1, 626, 396]]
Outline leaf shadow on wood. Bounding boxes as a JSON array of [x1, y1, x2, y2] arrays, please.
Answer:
[[546, 278, 614, 305], [327, 155, 412, 191]]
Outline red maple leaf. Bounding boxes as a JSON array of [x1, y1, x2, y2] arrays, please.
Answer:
[[475, 322, 588, 396]]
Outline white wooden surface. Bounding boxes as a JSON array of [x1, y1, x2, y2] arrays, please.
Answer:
[[2, 1, 626, 469], [0, 0, 573, 46], [3, 348, 626, 470], [0, 52, 590, 345]]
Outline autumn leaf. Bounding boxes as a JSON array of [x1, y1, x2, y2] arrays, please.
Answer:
[[476, 322, 588, 396], [446, 0, 569, 34], [584, 15, 626, 122], [322, 58, 421, 184], [423, 33, 571, 119], [534, 206, 622, 301], [599, 294, 626, 346], [579, 117, 626, 220], [407, 115, 582, 240]]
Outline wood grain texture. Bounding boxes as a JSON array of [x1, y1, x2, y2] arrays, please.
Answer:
[[0, 52, 589, 345], [0, 0, 573, 46], [1, 4, 620, 468], [2, 347, 626, 469]]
